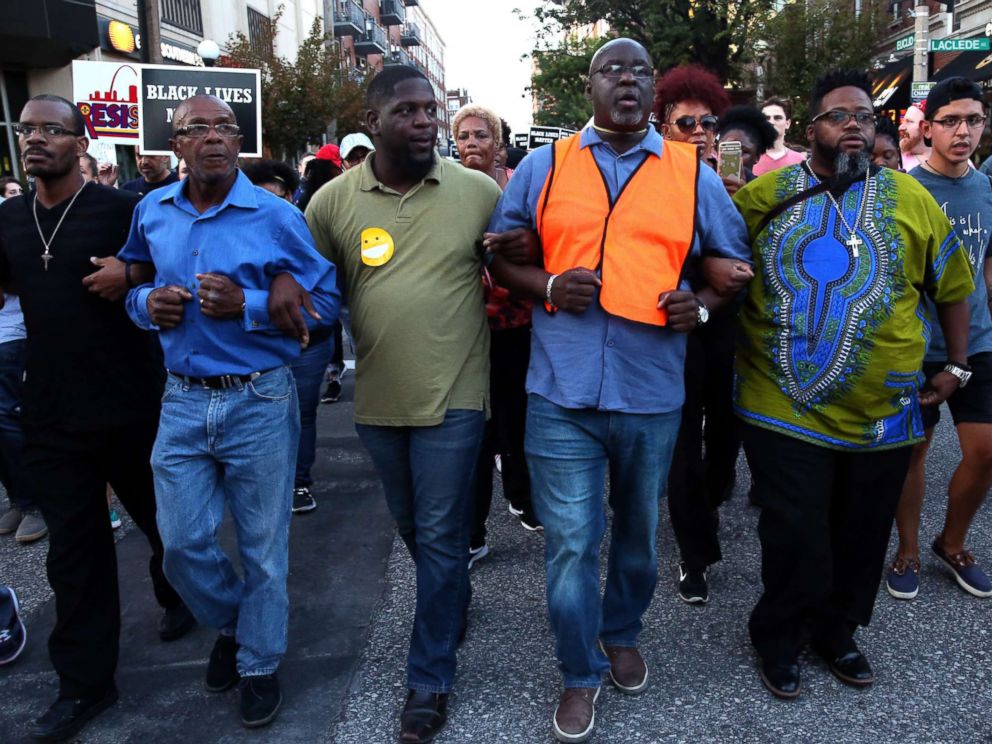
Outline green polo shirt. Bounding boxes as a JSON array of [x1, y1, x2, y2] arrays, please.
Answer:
[[306, 154, 502, 426]]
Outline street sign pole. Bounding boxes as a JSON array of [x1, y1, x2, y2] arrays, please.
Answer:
[[913, 2, 930, 85]]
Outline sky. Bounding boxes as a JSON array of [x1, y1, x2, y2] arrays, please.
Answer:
[[420, 0, 542, 135]]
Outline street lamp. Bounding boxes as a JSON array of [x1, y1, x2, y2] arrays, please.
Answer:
[[197, 39, 221, 67]]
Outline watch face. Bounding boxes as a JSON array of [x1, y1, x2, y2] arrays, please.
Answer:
[[698, 304, 709, 324]]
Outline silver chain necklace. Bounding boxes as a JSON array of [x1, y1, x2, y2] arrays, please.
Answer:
[[33, 181, 88, 271], [802, 160, 871, 258]]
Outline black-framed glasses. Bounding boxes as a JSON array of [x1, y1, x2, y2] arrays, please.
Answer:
[[811, 109, 877, 127], [671, 115, 719, 134], [174, 123, 241, 138], [592, 63, 653, 80], [13, 123, 81, 138], [931, 114, 987, 130]]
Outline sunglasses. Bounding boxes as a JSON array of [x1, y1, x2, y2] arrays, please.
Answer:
[[670, 115, 719, 134]]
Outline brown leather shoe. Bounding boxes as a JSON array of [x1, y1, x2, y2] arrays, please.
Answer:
[[552, 686, 599, 743], [602, 643, 648, 694]]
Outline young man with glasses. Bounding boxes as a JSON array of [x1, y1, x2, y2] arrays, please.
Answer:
[[0, 95, 193, 741], [886, 77, 992, 601], [733, 70, 973, 700]]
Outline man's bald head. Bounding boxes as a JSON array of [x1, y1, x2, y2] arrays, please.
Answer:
[[172, 94, 236, 132], [589, 38, 652, 77]]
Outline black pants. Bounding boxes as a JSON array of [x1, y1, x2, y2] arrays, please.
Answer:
[[471, 324, 533, 546], [742, 424, 913, 664], [667, 311, 739, 570], [24, 417, 182, 698]]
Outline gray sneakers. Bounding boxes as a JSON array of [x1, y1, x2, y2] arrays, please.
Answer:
[[0, 508, 48, 543]]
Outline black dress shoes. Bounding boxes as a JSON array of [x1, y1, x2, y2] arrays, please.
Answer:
[[31, 686, 118, 742], [399, 689, 448, 743], [758, 658, 802, 699], [158, 602, 196, 642], [825, 649, 875, 687]]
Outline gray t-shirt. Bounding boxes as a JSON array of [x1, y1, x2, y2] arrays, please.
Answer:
[[910, 166, 992, 360]]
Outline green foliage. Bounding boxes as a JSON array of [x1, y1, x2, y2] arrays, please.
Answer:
[[759, 0, 888, 129], [222, 8, 372, 159], [530, 36, 604, 129]]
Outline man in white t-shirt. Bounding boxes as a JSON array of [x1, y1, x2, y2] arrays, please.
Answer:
[[753, 96, 806, 176]]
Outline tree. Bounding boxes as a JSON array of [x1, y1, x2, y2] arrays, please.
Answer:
[[757, 0, 888, 130], [222, 8, 372, 159], [530, 36, 605, 129]]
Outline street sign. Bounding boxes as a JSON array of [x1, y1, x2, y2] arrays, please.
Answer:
[[895, 34, 915, 52], [929, 38, 991, 52], [911, 81, 935, 104]]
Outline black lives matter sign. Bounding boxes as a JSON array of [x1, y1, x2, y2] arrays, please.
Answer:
[[139, 65, 262, 157]]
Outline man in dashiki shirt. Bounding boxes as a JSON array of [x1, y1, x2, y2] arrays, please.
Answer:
[[732, 70, 973, 701]]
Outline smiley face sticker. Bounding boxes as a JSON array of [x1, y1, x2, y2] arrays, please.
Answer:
[[360, 227, 395, 267]]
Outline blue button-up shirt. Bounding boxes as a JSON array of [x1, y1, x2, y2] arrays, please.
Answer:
[[121, 171, 340, 377], [489, 127, 750, 414]]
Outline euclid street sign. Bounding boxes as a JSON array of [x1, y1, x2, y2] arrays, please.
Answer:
[[896, 34, 915, 52], [929, 38, 991, 52]]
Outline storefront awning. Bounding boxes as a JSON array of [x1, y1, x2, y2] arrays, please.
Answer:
[[0, 0, 98, 69], [871, 56, 913, 111], [933, 49, 992, 83]]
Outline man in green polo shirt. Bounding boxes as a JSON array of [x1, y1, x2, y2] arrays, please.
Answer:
[[305, 67, 500, 744]]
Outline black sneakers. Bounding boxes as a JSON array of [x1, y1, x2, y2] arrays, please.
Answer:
[[677, 563, 709, 604], [31, 686, 118, 742], [205, 633, 240, 692], [0, 585, 26, 665], [321, 377, 342, 404], [158, 602, 196, 642], [239, 673, 282, 728], [292, 486, 317, 514]]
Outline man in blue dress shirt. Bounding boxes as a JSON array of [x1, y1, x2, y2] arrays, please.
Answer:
[[488, 38, 751, 743], [120, 94, 339, 728]]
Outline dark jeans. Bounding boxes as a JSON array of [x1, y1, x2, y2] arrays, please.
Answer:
[[667, 311, 739, 571], [742, 424, 913, 664], [356, 409, 485, 693], [290, 336, 334, 488], [0, 339, 30, 511], [472, 324, 533, 545], [24, 418, 182, 698]]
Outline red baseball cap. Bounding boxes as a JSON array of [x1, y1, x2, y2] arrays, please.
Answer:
[[315, 144, 342, 168]]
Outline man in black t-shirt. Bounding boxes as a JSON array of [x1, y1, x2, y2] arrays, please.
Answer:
[[120, 145, 179, 197], [0, 95, 191, 742]]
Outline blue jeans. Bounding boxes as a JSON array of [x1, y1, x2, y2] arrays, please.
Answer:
[[0, 339, 29, 510], [525, 393, 681, 688], [356, 409, 485, 693], [290, 336, 334, 488], [151, 366, 299, 677]]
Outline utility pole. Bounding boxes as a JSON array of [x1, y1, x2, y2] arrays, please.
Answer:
[[913, 1, 929, 84], [137, 0, 163, 64]]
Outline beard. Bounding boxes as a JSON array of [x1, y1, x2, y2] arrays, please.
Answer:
[[610, 107, 647, 127], [834, 150, 871, 181], [400, 149, 436, 182]]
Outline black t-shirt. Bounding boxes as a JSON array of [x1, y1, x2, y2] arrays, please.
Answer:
[[121, 170, 179, 197], [0, 183, 164, 431]]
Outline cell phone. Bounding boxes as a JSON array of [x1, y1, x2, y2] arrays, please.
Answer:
[[718, 140, 742, 181]]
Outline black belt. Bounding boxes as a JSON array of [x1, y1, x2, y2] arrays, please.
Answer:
[[168, 369, 269, 390]]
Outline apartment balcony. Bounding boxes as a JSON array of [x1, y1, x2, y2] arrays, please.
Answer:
[[332, 0, 365, 38], [384, 48, 412, 66], [354, 20, 388, 56], [380, 0, 405, 26], [400, 21, 422, 46]]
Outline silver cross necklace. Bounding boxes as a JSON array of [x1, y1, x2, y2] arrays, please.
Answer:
[[32, 181, 88, 271], [803, 160, 870, 258]]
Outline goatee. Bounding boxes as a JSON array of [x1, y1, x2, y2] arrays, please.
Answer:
[[834, 151, 870, 181]]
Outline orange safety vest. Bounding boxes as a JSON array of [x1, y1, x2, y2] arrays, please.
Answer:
[[536, 133, 699, 326]]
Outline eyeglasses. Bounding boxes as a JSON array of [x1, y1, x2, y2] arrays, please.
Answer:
[[592, 63, 653, 80], [174, 123, 241, 138], [671, 115, 719, 134], [931, 114, 987, 130], [811, 110, 877, 127], [13, 123, 81, 138]]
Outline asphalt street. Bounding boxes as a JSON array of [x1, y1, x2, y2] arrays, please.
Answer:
[[0, 392, 989, 743]]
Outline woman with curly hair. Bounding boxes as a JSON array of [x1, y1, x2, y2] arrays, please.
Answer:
[[717, 105, 780, 182], [654, 64, 730, 168]]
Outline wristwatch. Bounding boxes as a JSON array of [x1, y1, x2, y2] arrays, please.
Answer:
[[943, 360, 972, 388], [695, 297, 710, 326]]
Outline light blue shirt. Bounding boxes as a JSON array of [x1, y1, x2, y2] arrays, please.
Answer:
[[121, 171, 340, 377], [489, 126, 751, 414], [0, 295, 25, 345]]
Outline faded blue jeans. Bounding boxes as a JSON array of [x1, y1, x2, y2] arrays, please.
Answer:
[[151, 366, 299, 677], [290, 336, 334, 488], [525, 393, 681, 688], [356, 409, 485, 693]]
